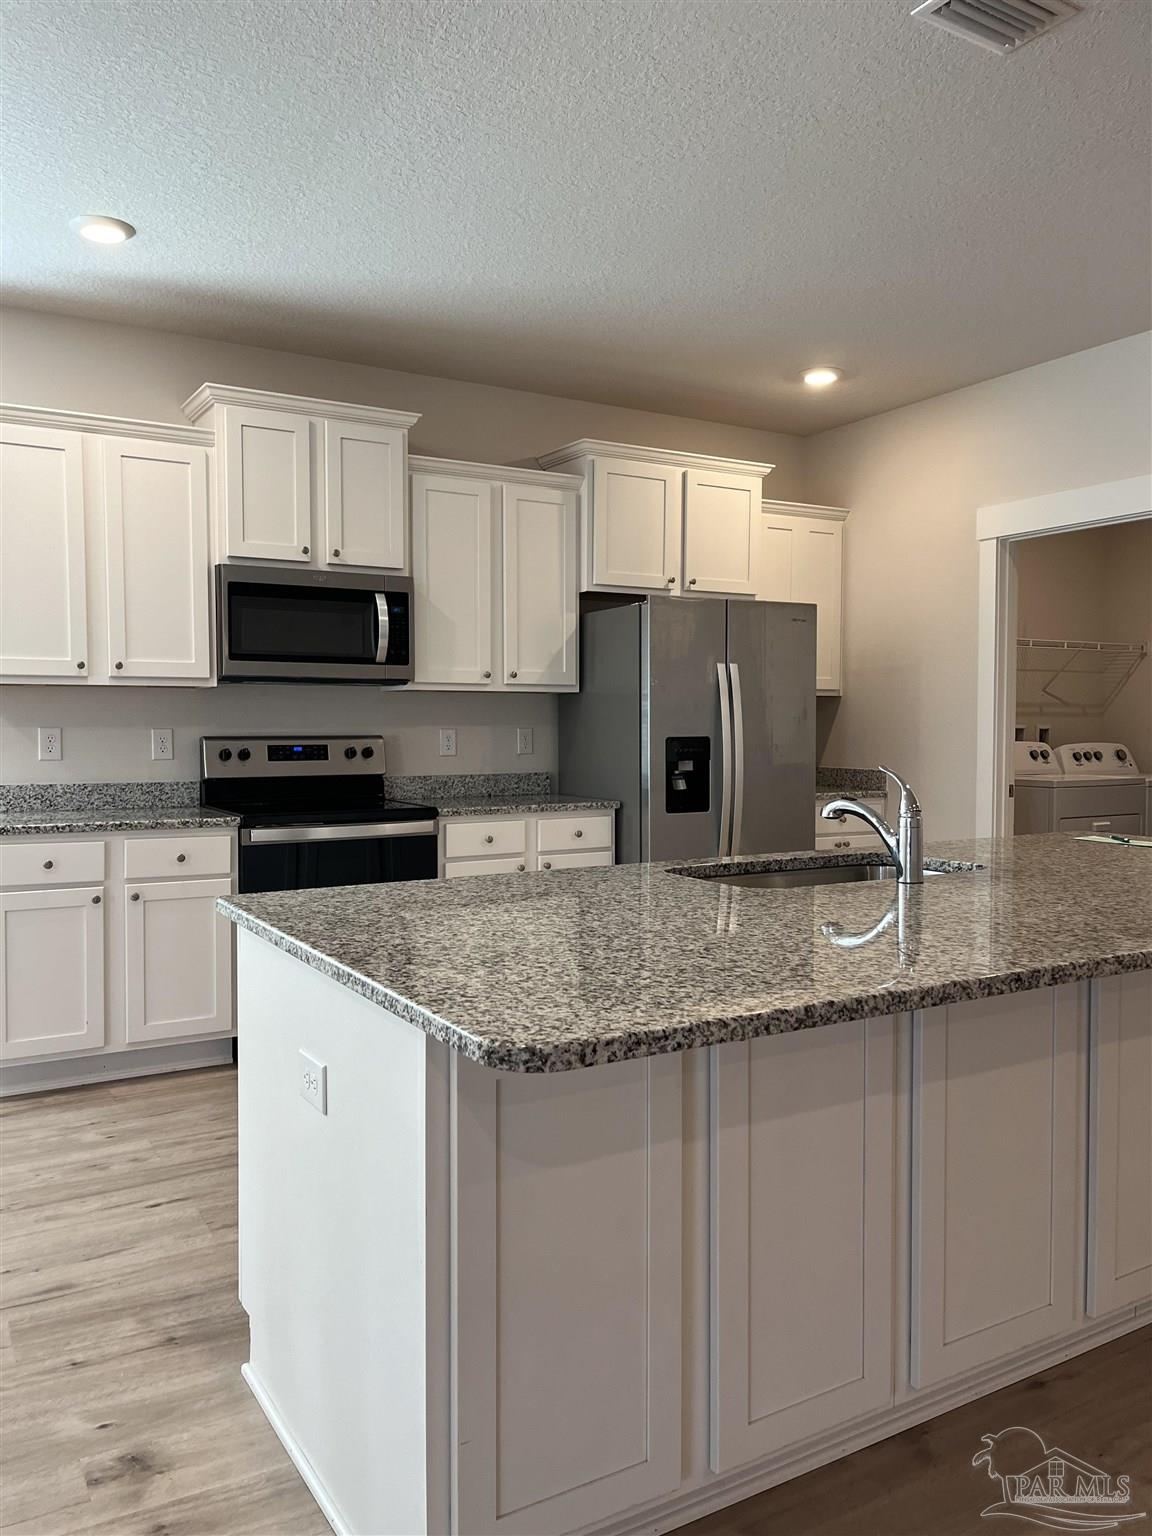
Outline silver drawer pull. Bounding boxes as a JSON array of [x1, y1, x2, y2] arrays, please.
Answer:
[[542, 860, 552, 869], [91, 895, 101, 905], [43, 859, 54, 869], [574, 829, 583, 838], [176, 853, 187, 863], [517, 863, 525, 872], [484, 834, 494, 844], [131, 892, 140, 902]]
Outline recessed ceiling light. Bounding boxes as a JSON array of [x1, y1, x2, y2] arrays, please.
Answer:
[[70, 215, 136, 246], [802, 366, 842, 389]]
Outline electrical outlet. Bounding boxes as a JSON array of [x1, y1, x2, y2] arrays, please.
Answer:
[[439, 728, 457, 757], [516, 727, 534, 756], [151, 728, 173, 762], [37, 727, 62, 762], [299, 1050, 327, 1114]]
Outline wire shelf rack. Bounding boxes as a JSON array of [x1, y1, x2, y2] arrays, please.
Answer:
[[1016, 638, 1148, 714]]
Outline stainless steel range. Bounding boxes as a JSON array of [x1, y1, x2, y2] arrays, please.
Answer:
[[200, 735, 438, 893]]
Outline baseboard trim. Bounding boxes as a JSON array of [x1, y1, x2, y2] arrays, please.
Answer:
[[242, 1364, 351, 1536], [0, 1038, 234, 1097], [583, 1312, 1150, 1536]]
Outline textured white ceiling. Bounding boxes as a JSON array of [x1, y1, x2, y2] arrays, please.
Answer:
[[2, 0, 1148, 433]]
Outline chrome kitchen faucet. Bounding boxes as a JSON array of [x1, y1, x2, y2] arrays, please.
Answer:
[[820, 766, 925, 885]]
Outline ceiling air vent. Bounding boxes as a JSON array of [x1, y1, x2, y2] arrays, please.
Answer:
[[911, 0, 1080, 55]]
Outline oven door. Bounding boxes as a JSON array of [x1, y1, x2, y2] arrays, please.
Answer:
[[238, 820, 438, 893], [218, 566, 413, 684]]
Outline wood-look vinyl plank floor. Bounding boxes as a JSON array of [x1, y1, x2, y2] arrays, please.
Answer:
[[1, 1066, 1148, 1536]]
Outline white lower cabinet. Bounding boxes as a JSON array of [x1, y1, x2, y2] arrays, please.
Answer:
[[1087, 971, 1152, 1315], [911, 986, 1081, 1386], [0, 886, 105, 1059], [453, 1052, 683, 1535], [710, 1018, 896, 1469], [442, 812, 615, 879], [124, 877, 233, 1043]]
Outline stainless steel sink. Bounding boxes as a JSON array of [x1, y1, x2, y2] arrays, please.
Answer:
[[683, 864, 951, 890]]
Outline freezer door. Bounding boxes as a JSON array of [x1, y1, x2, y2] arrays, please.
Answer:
[[645, 597, 730, 862], [726, 600, 816, 855]]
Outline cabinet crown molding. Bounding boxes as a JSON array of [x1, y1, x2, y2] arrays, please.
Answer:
[[181, 383, 421, 432], [409, 454, 582, 491], [0, 402, 213, 447], [537, 439, 775, 477], [761, 498, 849, 522]]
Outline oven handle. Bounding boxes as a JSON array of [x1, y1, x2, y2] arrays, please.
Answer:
[[242, 820, 437, 845], [375, 592, 390, 665]]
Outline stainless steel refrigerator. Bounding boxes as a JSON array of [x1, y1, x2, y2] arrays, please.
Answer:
[[558, 596, 816, 863]]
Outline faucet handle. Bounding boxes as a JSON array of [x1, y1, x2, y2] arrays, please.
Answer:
[[878, 765, 921, 816]]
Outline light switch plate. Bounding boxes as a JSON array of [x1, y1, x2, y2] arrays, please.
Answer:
[[516, 727, 534, 756], [151, 728, 174, 762], [439, 728, 457, 757], [37, 727, 62, 762], [299, 1050, 327, 1114]]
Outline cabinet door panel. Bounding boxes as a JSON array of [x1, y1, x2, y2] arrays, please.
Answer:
[[103, 437, 211, 679], [454, 1053, 681, 1534], [443, 856, 530, 879], [124, 878, 233, 1043], [911, 986, 1079, 1387], [1088, 972, 1152, 1314], [711, 1019, 895, 1469], [793, 520, 843, 693], [757, 517, 794, 603], [0, 424, 88, 676], [412, 473, 495, 686], [222, 406, 311, 561], [683, 469, 759, 596], [1, 887, 104, 1058], [537, 849, 613, 871], [591, 458, 681, 592], [502, 484, 577, 688], [324, 421, 406, 571]]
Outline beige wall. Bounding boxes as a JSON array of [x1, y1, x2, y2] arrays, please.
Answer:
[[1014, 521, 1152, 761], [805, 333, 1152, 840], [0, 307, 804, 490]]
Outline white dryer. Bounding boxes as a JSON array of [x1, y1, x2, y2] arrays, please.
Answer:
[[1013, 740, 1146, 836]]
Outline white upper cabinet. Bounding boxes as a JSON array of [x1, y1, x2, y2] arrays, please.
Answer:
[[409, 458, 581, 692], [538, 440, 774, 600], [323, 419, 407, 570], [411, 470, 496, 687], [102, 436, 211, 680], [682, 468, 759, 596], [183, 385, 419, 573], [219, 403, 312, 562], [0, 422, 88, 677], [502, 481, 578, 688], [757, 500, 847, 694]]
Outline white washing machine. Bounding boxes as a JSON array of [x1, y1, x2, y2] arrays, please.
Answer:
[[1013, 740, 1146, 836]]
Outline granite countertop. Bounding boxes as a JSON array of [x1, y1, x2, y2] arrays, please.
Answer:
[[434, 794, 620, 818], [219, 835, 1152, 1073], [0, 808, 240, 836]]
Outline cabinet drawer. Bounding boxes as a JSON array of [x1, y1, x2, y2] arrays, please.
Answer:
[[1057, 813, 1143, 836], [538, 849, 614, 871], [0, 840, 105, 888], [816, 832, 886, 852], [444, 820, 526, 859], [814, 799, 883, 837], [444, 856, 530, 879], [537, 814, 613, 853], [123, 834, 233, 881]]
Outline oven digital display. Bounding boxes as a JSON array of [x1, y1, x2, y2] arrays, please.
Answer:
[[267, 744, 329, 762]]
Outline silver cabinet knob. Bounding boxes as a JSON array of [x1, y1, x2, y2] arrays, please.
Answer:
[[91, 895, 101, 905], [542, 860, 552, 869], [516, 863, 526, 872], [484, 834, 494, 844], [332, 548, 340, 558], [688, 578, 697, 587], [666, 575, 675, 585], [77, 661, 85, 670], [482, 670, 491, 679], [43, 859, 54, 869], [301, 545, 309, 555], [574, 829, 583, 838], [176, 853, 187, 863], [114, 662, 124, 671], [131, 892, 140, 902], [509, 670, 518, 679]]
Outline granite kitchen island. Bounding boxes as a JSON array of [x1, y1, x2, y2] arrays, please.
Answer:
[[221, 836, 1152, 1536]]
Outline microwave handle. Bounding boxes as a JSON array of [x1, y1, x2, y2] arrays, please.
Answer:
[[375, 593, 390, 664]]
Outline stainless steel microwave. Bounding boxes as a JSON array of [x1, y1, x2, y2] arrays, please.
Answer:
[[216, 566, 413, 684]]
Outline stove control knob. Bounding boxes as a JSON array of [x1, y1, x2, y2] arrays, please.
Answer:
[[237, 747, 251, 762], [361, 746, 375, 759], [1029, 749, 1039, 761], [217, 748, 233, 762], [344, 746, 358, 760]]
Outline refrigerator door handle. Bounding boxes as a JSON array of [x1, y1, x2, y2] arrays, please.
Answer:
[[730, 660, 746, 854], [717, 660, 733, 858]]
